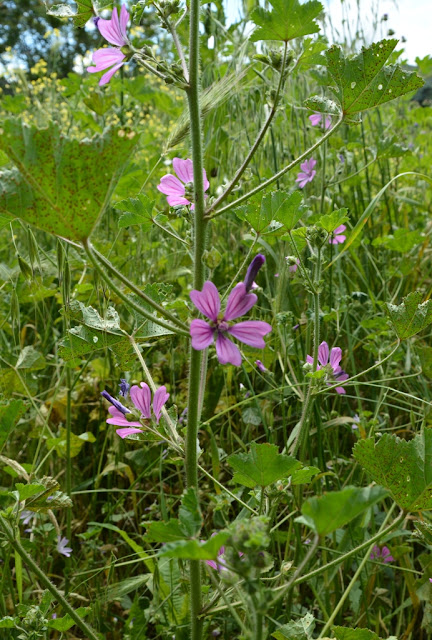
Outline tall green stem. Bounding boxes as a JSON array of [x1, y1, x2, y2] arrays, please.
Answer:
[[185, 2, 207, 638]]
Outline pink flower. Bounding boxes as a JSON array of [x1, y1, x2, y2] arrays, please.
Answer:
[[370, 545, 394, 564], [296, 158, 317, 188], [205, 534, 243, 572], [102, 382, 170, 438], [306, 341, 349, 394], [309, 112, 332, 130], [329, 224, 346, 244], [255, 360, 267, 372], [287, 257, 300, 273], [189, 282, 272, 367], [157, 158, 210, 209], [87, 5, 129, 86]]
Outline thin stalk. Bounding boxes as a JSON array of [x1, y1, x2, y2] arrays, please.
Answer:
[[0, 516, 100, 640], [89, 242, 189, 332], [208, 116, 343, 220], [207, 42, 289, 214], [185, 1, 207, 638], [134, 54, 166, 81], [83, 240, 189, 337]]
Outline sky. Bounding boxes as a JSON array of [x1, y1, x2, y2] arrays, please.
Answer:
[[225, 0, 431, 64]]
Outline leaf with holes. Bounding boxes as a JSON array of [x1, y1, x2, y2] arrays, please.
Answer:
[[251, 0, 324, 43], [228, 443, 301, 488], [305, 39, 423, 120], [0, 119, 137, 242], [353, 430, 432, 512], [296, 485, 388, 535], [385, 291, 432, 339]]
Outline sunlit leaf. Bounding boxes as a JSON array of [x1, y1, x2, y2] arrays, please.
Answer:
[[228, 443, 301, 488], [296, 485, 388, 535], [353, 430, 432, 511], [251, 0, 324, 43], [16, 346, 46, 371], [317, 208, 348, 233], [116, 194, 155, 230], [0, 119, 137, 242], [385, 291, 432, 340]]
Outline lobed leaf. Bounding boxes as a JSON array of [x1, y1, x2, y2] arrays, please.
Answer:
[[251, 0, 324, 43], [385, 290, 432, 340], [158, 531, 229, 560], [228, 443, 301, 488]]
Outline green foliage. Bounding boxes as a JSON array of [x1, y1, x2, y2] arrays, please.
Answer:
[[0, 399, 26, 451], [250, 0, 324, 43], [0, 119, 138, 242], [332, 628, 389, 640], [46, 427, 96, 458], [116, 194, 156, 230], [306, 39, 423, 120], [372, 228, 422, 253], [353, 430, 432, 512], [228, 443, 301, 488], [47, 0, 112, 27], [158, 531, 230, 560], [272, 613, 315, 639], [385, 291, 432, 340], [48, 607, 90, 631], [296, 486, 388, 535], [16, 346, 46, 371], [235, 190, 306, 234], [317, 208, 348, 233]]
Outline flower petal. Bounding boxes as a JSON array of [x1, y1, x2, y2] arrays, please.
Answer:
[[173, 157, 194, 183], [116, 427, 143, 438], [106, 406, 141, 427], [329, 347, 342, 371], [309, 113, 321, 126], [190, 281, 221, 321], [87, 48, 125, 72], [99, 61, 125, 85], [167, 194, 191, 206], [153, 386, 170, 424], [224, 283, 257, 321], [215, 333, 242, 366], [98, 6, 127, 46], [333, 225, 346, 235], [335, 386, 346, 395], [318, 342, 329, 366], [203, 168, 210, 192], [130, 383, 151, 419], [190, 319, 215, 349], [119, 4, 130, 41], [227, 320, 272, 348], [157, 174, 185, 196]]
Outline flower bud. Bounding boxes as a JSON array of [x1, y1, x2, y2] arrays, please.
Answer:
[[244, 254, 265, 292]]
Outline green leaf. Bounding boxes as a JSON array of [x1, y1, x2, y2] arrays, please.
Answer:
[[14, 483, 45, 501], [83, 92, 116, 116], [304, 95, 340, 116], [272, 613, 315, 639], [227, 443, 301, 488], [47, 0, 112, 27], [105, 575, 150, 602], [317, 208, 348, 233], [46, 428, 96, 459], [0, 119, 138, 242], [332, 628, 380, 640], [179, 488, 203, 537], [251, 0, 324, 43], [353, 430, 432, 511], [236, 191, 305, 234], [271, 191, 308, 230], [417, 345, 432, 379], [290, 466, 320, 485], [372, 229, 422, 253], [159, 531, 229, 560], [116, 194, 155, 230], [385, 291, 432, 340], [146, 519, 187, 543], [48, 607, 89, 632], [0, 617, 16, 628], [16, 346, 46, 371], [294, 37, 328, 75], [296, 485, 388, 535], [317, 39, 423, 119], [0, 399, 26, 451]]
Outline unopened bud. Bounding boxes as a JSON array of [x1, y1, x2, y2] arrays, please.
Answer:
[[244, 254, 265, 292]]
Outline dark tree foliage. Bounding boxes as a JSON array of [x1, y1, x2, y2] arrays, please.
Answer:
[[0, 0, 99, 76]]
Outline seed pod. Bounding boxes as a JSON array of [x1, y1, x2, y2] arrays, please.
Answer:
[[18, 255, 33, 281]]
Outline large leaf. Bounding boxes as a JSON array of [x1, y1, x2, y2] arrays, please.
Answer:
[[306, 39, 423, 120], [251, 0, 324, 43], [16, 346, 46, 371], [158, 531, 229, 560], [227, 443, 301, 488], [272, 613, 315, 639], [47, 0, 112, 27], [235, 191, 306, 234], [296, 486, 387, 536], [0, 119, 137, 242], [353, 430, 432, 511], [385, 291, 432, 340]]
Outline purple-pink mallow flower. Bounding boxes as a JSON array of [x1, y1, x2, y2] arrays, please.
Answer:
[[205, 534, 243, 572], [309, 112, 332, 131], [57, 536, 72, 558], [306, 341, 349, 394], [189, 282, 272, 367], [370, 545, 394, 564], [87, 5, 130, 86], [329, 224, 347, 244], [157, 158, 209, 209], [102, 383, 169, 439], [296, 158, 317, 188]]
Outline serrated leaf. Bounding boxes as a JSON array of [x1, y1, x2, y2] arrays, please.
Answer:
[[353, 430, 432, 511], [14, 483, 45, 501], [228, 443, 301, 488], [272, 191, 307, 230], [322, 39, 423, 118], [296, 485, 388, 535], [332, 628, 380, 640], [0, 119, 137, 242], [294, 37, 328, 75], [116, 194, 155, 230], [46, 428, 96, 459], [272, 613, 315, 639], [146, 519, 187, 543], [304, 95, 340, 116], [385, 291, 432, 340], [317, 208, 348, 233], [16, 346, 46, 371], [372, 228, 422, 253], [179, 488, 202, 537], [159, 531, 229, 560], [290, 466, 320, 485], [236, 191, 304, 234], [251, 0, 324, 43]]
